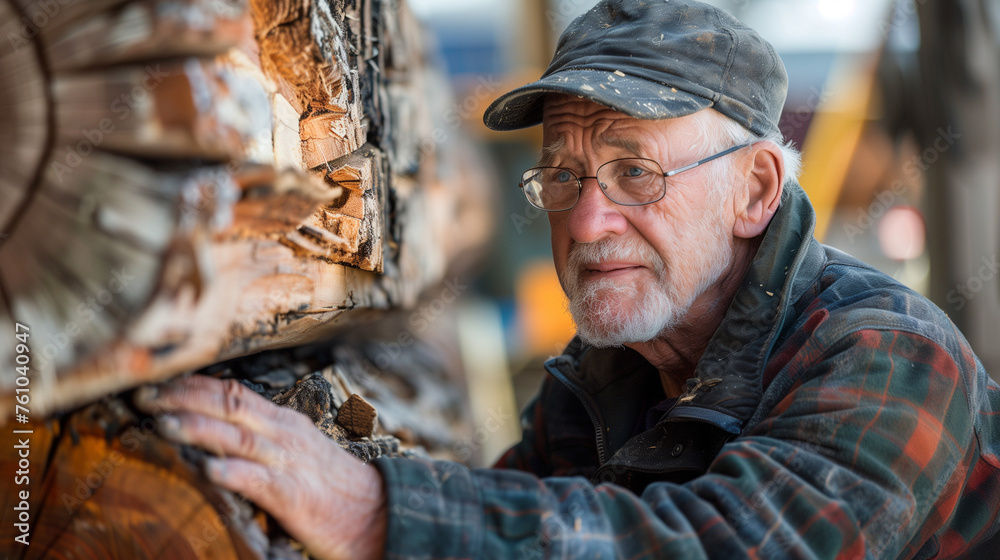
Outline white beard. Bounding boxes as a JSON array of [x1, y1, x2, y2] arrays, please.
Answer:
[[561, 222, 733, 348]]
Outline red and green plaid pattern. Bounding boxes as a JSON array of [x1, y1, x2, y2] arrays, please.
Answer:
[[374, 184, 1000, 559]]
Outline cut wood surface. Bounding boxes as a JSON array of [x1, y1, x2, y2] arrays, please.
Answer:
[[1, 405, 271, 560], [1, 0, 493, 555], [0, 0, 495, 420], [0, 320, 473, 558]]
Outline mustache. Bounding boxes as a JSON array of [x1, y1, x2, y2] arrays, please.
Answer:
[[565, 238, 666, 278]]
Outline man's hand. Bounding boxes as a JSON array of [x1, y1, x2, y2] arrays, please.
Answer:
[[134, 375, 387, 560]]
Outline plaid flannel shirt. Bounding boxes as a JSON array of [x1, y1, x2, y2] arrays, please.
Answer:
[[374, 182, 1000, 559]]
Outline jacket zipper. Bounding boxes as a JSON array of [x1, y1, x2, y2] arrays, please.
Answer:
[[545, 363, 609, 465]]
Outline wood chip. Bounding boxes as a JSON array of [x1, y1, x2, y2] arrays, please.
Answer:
[[335, 393, 378, 439]]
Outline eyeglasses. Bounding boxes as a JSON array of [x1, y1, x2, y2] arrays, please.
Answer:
[[519, 143, 752, 212]]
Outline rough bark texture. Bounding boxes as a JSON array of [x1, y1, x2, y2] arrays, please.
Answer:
[[0, 0, 492, 556], [0, 0, 494, 418], [1, 317, 473, 558]]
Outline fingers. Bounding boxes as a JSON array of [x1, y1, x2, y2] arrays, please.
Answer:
[[133, 375, 315, 465], [134, 377, 389, 560], [205, 455, 388, 560], [204, 457, 298, 515], [134, 375, 310, 435], [160, 410, 305, 466]]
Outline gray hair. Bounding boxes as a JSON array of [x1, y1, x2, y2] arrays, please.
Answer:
[[690, 109, 803, 192]]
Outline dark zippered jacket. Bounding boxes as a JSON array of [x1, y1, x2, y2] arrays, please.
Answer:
[[375, 182, 1000, 559]]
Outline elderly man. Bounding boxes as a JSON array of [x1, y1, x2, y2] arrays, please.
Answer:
[[136, 0, 1000, 558]]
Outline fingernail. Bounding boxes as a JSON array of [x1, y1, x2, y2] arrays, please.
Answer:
[[158, 414, 181, 436], [134, 385, 159, 408], [205, 458, 227, 482]]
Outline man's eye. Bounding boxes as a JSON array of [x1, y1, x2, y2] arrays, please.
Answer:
[[556, 170, 574, 183], [626, 167, 646, 177]]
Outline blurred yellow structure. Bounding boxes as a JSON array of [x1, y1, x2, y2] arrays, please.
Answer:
[[798, 55, 880, 242], [516, 260, 575, 357]]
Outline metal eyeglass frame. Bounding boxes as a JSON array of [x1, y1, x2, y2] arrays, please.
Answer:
[[519, 143, 753, 211]]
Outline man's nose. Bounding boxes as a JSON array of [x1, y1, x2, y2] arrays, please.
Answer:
[[566, 177, 629, 243]]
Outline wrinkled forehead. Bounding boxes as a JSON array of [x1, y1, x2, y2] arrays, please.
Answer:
[[540, 93, 706, 134], [542, 94, 628, 121], [540, 95, 706, 155], [540, 96, 645, 150]]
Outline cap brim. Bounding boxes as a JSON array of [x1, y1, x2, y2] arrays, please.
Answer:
[[482, 69, 714, 131]]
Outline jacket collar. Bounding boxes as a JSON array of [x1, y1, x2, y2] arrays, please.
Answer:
[[546, 181, 828, 436]]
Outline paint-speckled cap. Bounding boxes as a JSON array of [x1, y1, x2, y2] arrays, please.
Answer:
[[483, 0, 788, 137]]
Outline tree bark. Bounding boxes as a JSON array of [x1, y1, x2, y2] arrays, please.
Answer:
[[0, 0, 495, 556], [0, 0, 494, 418]]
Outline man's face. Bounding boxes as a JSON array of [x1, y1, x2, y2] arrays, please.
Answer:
[[542, 96, 740, 347]]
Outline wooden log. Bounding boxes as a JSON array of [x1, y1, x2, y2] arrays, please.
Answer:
[[0, 0, 49, 236], [0, 404, 269, 559], [0, 0, 494, 419], [0, 0, 497, 553], [44, 0, 254, 72], [51, 58, 272, 161], [0, 319, 473, 558]]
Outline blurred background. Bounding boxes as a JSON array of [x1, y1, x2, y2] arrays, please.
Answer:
[[406, 0, 1000, 464]]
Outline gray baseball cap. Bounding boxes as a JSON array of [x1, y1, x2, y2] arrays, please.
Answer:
[[483, 0, 788, 137]]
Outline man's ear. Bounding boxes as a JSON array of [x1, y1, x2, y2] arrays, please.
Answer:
[[733, 142, 784, 239]]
